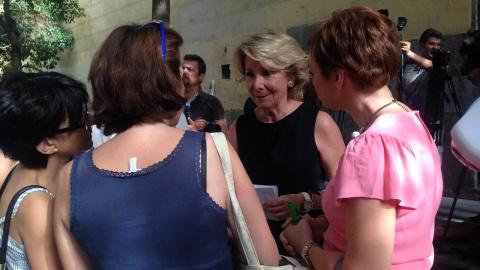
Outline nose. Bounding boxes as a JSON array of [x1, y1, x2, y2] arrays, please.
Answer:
[[253, 75, 264, 90]]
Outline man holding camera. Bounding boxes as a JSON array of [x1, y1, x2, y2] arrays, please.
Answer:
[[182, 54, 228, 134], [396, 28, 444, 120]]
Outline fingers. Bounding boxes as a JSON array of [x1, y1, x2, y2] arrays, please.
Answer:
[[279, 231, 299, 257]]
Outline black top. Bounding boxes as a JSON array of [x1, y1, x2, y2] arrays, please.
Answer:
[[236, 102, 326, 195]]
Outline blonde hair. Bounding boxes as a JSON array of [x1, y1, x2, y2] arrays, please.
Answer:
[[234, 30, 309, 101]]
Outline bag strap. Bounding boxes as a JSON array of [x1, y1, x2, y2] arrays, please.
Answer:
[[0, 185, 44, 267], [210, 133, 261, 266], [0, 165, 17, 199]]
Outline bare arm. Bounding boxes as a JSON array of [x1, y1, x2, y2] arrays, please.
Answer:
[[19, 193, 62, 270], [314, 111, 345, 180], [53, 162, 93, 270], [217, 120, 229, 136], [205, 133, 279, 265], [340, 198, 395, 269], [283, 198, 396, 270], [401, 41, 433, 71], [227, 120, 239, 153]]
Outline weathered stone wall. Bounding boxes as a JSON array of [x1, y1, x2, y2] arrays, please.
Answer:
[[53, 0, 479, 199]]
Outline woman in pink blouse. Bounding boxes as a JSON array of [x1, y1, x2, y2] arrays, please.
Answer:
[[281, 6, 443, 270]]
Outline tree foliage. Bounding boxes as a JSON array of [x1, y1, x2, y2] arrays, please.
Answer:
[[0, 0, 85, 74]]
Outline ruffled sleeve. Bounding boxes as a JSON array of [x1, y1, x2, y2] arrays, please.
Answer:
[[334, 133, 423, 210]]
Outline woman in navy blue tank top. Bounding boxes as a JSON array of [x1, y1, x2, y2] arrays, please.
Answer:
[[53, 22, 278, 269]]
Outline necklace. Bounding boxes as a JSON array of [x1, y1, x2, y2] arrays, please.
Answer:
[[351, 99, 398, 139]]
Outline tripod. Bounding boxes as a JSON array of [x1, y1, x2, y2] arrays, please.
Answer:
[[426, 51, 469, 253]]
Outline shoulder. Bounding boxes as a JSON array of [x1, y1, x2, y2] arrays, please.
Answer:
[[315, 110, 337, 127], [16, 188, 55, 232]]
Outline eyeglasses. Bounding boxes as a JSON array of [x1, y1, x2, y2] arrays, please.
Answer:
[[141, 20, 166, 61], [55, 105, 88, 134]]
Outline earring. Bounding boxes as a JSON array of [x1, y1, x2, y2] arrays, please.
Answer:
[[287, 81, 294, 87], [54, 148, 58, 153]]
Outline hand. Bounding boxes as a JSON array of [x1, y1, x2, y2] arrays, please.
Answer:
[[264, 194, 304, 220], [187, 117, 207, 131], [282, 218, 314, 255], [400, 41, 412, 57], [469, 68, 480, 87], [282, 214, 328, 243]]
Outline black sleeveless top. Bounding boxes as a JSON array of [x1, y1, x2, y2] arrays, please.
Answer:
[[236, 103, 326, 195]]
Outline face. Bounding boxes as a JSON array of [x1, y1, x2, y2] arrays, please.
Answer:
[[55, 105, 93, 155], [244, 56, 292, 109], [420, 36, 442, 59], [308, 55, 339, 109], [182, 60, 204, 86]]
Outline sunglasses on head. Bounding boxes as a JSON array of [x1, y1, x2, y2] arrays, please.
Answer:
[[55, 104, 88, 134], [141, 20, 166, 61]]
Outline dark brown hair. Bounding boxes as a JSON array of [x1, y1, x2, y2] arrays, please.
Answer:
[[308, 6, 400, 89], [89, 24, 186, 135]]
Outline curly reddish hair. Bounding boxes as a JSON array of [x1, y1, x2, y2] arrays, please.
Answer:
[[308, 6, 400, 89]]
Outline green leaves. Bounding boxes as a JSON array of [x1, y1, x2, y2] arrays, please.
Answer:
[[0, 0, 85, 73]]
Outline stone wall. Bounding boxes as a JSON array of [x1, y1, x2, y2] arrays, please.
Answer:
[[53, 0, 479, 199]]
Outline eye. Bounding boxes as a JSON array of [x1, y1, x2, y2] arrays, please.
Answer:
[[263, 70, 274, 76], [245, 71, 254, 78]]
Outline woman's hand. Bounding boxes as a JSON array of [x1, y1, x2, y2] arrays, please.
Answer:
[[264, 194, 304, 220], [280, 214, 328, 257], [281, 218, 314, 255]]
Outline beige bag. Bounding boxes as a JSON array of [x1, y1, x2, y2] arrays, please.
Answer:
[[210, 133, 310, 270]]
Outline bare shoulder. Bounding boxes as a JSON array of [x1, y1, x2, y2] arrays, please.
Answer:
[[15, 188, 55, 236], [315, 110, 338, 128], [227, 120, 238, 151]]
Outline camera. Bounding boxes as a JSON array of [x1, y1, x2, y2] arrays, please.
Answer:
[[204, 121, 221, 133], [460, 30, 480, 75], [432, 49, 450, 74]]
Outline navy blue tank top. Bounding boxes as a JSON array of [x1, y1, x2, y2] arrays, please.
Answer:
[[70, 131, 233, 270]]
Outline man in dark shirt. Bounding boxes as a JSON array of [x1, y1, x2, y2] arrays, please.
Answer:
[[182, 54, 228, 134]]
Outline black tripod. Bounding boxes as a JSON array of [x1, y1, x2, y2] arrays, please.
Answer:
[[427, 50, 469, 253]]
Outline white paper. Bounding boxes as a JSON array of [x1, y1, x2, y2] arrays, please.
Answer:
[[253, 184, 279, 221]]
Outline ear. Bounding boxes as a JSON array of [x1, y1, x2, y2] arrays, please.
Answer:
[[199, 73, 206, 82], [36, 138, 56, 155], [287, 74, 296, 86], [334, 69, 345, 89]]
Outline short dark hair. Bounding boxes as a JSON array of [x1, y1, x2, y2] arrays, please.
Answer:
[[89, 24, 186, 136], [183, 54, 206, 75], [419, 28, 443, 45], [0, 71, 89, 169], [308, 6, 400, 89]]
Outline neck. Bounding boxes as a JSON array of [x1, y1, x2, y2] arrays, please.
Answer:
[[255, 99, 301, 123], [185, 84, 201, 102], [16, 160, 63, 192], [343, 85, 395, 129]]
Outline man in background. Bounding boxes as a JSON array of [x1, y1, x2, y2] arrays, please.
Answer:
[[396, 28, 444, 120], [182, 54, 228, 134]]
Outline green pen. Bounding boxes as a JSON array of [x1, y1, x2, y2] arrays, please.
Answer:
[[287, 202, 302, 225]]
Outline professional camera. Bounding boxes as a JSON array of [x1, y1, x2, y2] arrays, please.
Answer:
[[460, 30, 480, 75], [204, 121, 222, 133], [432, 49, 451, 74]]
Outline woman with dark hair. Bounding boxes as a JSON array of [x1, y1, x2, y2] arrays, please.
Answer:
[[54, 22, 278, 269], [0, 71, 91, 269], [281, 6, 443, 270]]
